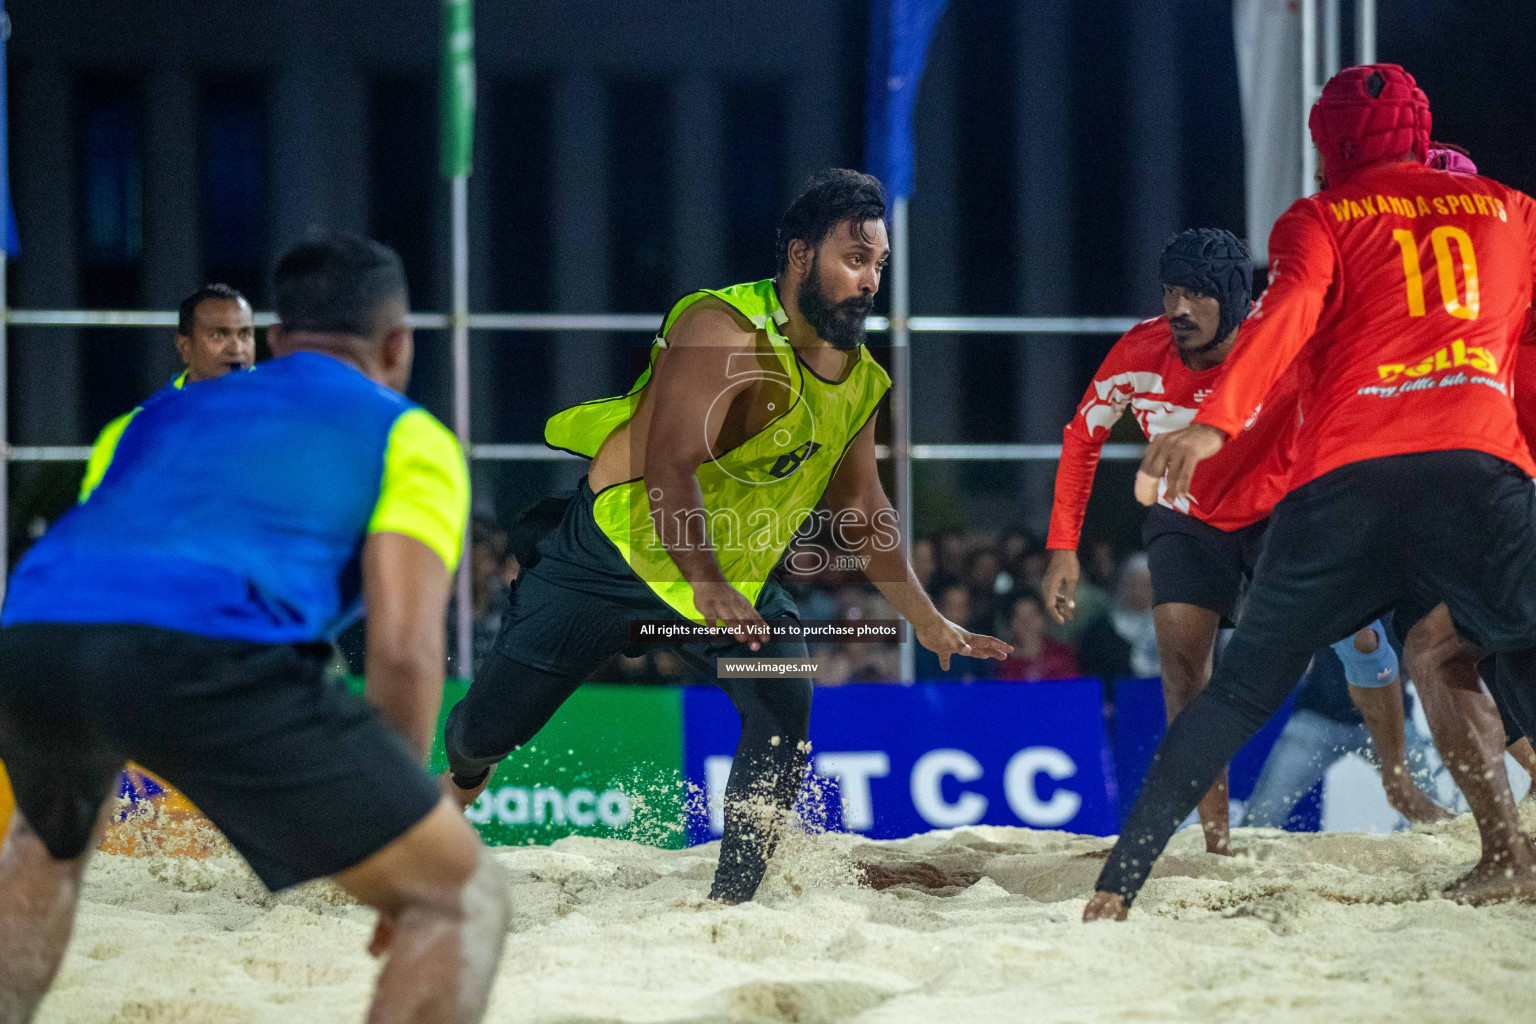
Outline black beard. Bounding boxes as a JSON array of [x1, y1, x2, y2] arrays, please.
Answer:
[[797, 263, 872, 351]]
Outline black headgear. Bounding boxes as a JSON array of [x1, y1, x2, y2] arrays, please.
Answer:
[[1158, 228, 1252, 347]]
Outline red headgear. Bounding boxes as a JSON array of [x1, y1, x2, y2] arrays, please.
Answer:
[[1308, 64, 1431, 188]]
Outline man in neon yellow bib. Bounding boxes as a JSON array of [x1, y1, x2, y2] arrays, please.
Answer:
[[445, 170, 1009, 902]]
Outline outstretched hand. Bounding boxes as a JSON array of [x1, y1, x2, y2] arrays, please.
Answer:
[[1134, 423, 1227, 506], [915, 616, 1012, 671]]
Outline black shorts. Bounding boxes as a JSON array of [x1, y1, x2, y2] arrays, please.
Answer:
[[495, 479, 804, 678], [1142, 504, 1269, 623], [1237, 451, 1536, 655], [0, 623, 440, 890]]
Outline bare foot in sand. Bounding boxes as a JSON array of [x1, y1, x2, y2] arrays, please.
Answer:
[[1445, 858, 1536, 905], [1384, 774, 1455, 824], [1202, 820, 1232, 857], [1082, 890, 1128, 922]]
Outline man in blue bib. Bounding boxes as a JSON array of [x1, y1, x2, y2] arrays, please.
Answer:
[[0, 235, 508, 1024]]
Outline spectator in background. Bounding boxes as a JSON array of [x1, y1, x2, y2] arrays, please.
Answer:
[[911, 538, 936, 593], [1085, 539, 1119, 590], [446, 513, 513, 676], [995, 592, 1080, 681], [821, 590, 901, 683], [1019, 550, 1048, 595], [932, 530, 966, 591], [1078, 552, 1160, 681], [965, 547, 1007, 632], [999, 528, 1036, 576]]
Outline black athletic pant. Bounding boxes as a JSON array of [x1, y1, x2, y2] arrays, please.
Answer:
[[1099, 451, 1536, 902], [444, 480, 813, 903]]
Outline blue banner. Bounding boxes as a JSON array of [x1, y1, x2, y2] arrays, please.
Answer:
[[864, 0, 948, 199], [1109, 678, 1320, 830], [683, 679, 1119, 844]]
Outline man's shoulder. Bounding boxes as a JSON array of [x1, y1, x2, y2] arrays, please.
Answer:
[[665, 295, 760, 348], [384, 405, 463, 460], [1105, 317, 1173, 368]]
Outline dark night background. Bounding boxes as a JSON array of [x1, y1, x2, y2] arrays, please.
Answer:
[[4, 0, 1534, 563]]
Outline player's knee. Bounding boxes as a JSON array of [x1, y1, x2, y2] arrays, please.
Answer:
[[1331, 621, 1398, 688], [341, 801, 487, 917], [1405, 614, 1461, 679], [444, 698, 517, 769], [1159, 638, 1209, 691]]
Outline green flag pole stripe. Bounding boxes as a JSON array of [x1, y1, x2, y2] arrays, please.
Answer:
[[440, 0, 475, 179]]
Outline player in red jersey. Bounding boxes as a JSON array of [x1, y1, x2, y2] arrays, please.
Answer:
[[1374, 145, 1536, 899], [1044, 230, 1445, 855], [1088, 64, 1536, 919]]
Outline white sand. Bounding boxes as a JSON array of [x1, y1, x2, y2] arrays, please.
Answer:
[[37, 811, 1536, 1024]]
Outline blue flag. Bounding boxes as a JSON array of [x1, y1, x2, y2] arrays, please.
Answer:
[[1, 3, 18, 256], [864, 0, 948, 200]]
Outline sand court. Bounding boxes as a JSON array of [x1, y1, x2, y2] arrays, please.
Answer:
[[32, 810, 1536, 1024]]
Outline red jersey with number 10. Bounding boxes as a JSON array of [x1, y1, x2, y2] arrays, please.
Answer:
[[1196, 161, 1536, 486], [1046, 316, 1299, 551]]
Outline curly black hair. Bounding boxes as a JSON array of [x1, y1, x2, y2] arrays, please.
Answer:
[[774, 168, 887, 275]]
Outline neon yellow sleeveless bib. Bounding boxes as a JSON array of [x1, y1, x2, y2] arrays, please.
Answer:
[[544, 279, 891, 622]]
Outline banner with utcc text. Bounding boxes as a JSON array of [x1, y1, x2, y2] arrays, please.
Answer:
[[0, 678, 1304, 849], [684, 679, 1121, 843]]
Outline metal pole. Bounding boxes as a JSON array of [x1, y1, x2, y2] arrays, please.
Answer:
[[1301, 0, 1318, 196], [0, 251, 8, 604], [1356, 0, 1376, 65], [891, 197, 914, 684], [452, 175, 473, 678]]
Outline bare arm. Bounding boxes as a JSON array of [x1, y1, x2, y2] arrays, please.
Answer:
[[642, 303, 765, 640], [362, 532, 452, 760], [821, 417, 1011, 669]]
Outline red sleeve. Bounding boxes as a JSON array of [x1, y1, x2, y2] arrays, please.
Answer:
[[1195, 202, 1338, 437], [1510, 191, 1536, 443], [1046, 423, 1103, 551], [1046, 337, 1137, 551]]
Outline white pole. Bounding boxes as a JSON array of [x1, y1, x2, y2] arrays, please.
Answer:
[[1301, 0, 1318, 196], [1324, 0, 1341, 77], [892, 197, 914, 684], [1356, 0, 1376, 65], [452, 174, 473, 678], [0, 250, 8, 605]]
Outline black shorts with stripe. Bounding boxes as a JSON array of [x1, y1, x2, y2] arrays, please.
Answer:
[[0, 623, 440, 891]]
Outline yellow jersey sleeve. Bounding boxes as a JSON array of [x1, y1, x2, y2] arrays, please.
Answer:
[[79, 409, 141, 503], [367, 408, 470, 572]]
